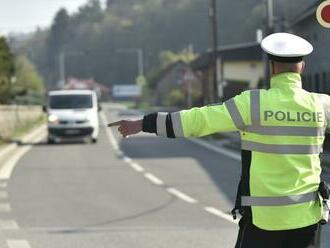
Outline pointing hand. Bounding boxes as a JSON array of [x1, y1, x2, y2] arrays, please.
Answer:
[[108, 119, 143, 138]]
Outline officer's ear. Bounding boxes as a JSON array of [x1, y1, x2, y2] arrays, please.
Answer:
[[270, 61, 275, 75], [300, 61, 305, 74]]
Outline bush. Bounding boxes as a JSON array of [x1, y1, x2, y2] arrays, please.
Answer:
[[165, 88, 185, 107]]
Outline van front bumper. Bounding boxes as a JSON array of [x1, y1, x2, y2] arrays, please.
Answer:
[[48, 127, 94, 138]]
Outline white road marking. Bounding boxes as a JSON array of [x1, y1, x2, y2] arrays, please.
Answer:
[[129, 162, 145, 172], [204, 206, 238, 224], [0, 191, 8, 199], [100, 112, 120, 151], [0, 182, 8, 188], [167, 187, 198, 203], [123, 156, 146, 172], [0, 147, 30, 180], [101, 111, 146, 174], [7, 240, 31, 248], [0, 203, 11, 212], [123, 156, 132, 163], [0, 126, 46, 180], [190, 138, 241, 161], [144, 173, 164, 185], [0, 220, 19, 230], [101, 107, 238, 224], [116, 150, 124, 156]]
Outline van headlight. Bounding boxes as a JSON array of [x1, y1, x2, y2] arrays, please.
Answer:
[[86, 115, 93, 122], [48, 114, 59, 123]]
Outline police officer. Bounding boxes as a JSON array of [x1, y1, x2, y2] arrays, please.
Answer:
[[109, 33, 330, 248]]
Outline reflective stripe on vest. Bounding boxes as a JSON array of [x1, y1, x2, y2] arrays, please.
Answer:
[[241, 191, 318, 206], [224, 99, 246, 130], [245, 125, 324, 136], [241, 140, 322, 154], [225, 90, 325, 154], [156, 112, 185, 138], [250, 90, 261, 126], [225, 90, 325, 136], [156, 112, 167, 136], [171, 112, 185, 137], [248, 90, 325, 136]]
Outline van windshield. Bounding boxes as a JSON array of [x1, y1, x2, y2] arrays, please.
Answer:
[[49, 94, 93, 109]]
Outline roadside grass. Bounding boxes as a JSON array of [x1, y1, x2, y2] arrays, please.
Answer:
[[0, 115, 46, 147]]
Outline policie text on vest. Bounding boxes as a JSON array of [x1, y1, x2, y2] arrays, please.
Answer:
[[264, 111, 323, 122]]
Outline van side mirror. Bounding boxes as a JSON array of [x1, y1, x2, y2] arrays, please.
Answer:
[[42, 105, 47, 112], [98, 104, 102, 112]]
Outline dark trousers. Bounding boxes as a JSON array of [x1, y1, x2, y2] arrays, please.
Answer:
[[235, 217, 321, 248]]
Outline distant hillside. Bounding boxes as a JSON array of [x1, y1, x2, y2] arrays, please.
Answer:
[[15, 0, 318, 88]]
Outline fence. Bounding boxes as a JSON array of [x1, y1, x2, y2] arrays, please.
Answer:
[[0, 105, 43, 138]]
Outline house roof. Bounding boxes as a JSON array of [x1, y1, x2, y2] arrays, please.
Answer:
[[148, 60, 187, 87], [64, 78, 110, 93], [290, 0, 321, 26], [191, 42, 263, 70]]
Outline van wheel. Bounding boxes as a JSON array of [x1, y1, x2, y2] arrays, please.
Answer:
[[91, 138, 98, 144]]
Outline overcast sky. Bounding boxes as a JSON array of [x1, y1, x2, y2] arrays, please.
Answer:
[[0, 0, 105, 35]]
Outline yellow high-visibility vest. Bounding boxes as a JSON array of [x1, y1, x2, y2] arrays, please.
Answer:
[[156, 72, 330, 230]]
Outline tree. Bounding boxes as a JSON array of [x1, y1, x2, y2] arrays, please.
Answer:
[[45, 8, 71, 86], [0, 37, 15, 104], [72, 0, 103, 25], [19, 0, 312, 92], [14, 55, 45, 94]]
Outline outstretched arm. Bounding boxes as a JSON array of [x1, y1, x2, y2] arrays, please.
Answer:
[[108, 94, 250, 138]]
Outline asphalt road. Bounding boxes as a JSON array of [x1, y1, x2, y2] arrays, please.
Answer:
[[0, 103, 329, 248]]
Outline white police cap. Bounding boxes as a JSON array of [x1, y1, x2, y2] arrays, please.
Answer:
[[261, 33, 313, 63]]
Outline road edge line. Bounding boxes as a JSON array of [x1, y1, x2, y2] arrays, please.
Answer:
[[189, 138, 241, 161], [0, 125, 46, 180]]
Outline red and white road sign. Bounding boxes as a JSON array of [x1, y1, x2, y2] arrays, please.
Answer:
[[316, 0, 330, 28]]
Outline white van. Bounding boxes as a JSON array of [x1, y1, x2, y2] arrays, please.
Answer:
[[45, 90, 100, 144]]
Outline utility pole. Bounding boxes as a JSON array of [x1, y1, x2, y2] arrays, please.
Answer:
[[59, 52, 65, 89], [267, 0, 274, 32], [117, 48, 144, 78], [209, 0, 219, 103], [58, 51, 85, 89], [137, 49, 144, 77], [263, 0, 274, 89]]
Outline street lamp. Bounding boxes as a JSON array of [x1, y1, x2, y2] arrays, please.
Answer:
[[116, 48, 144, 78], [58, 51, 85, 89]]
